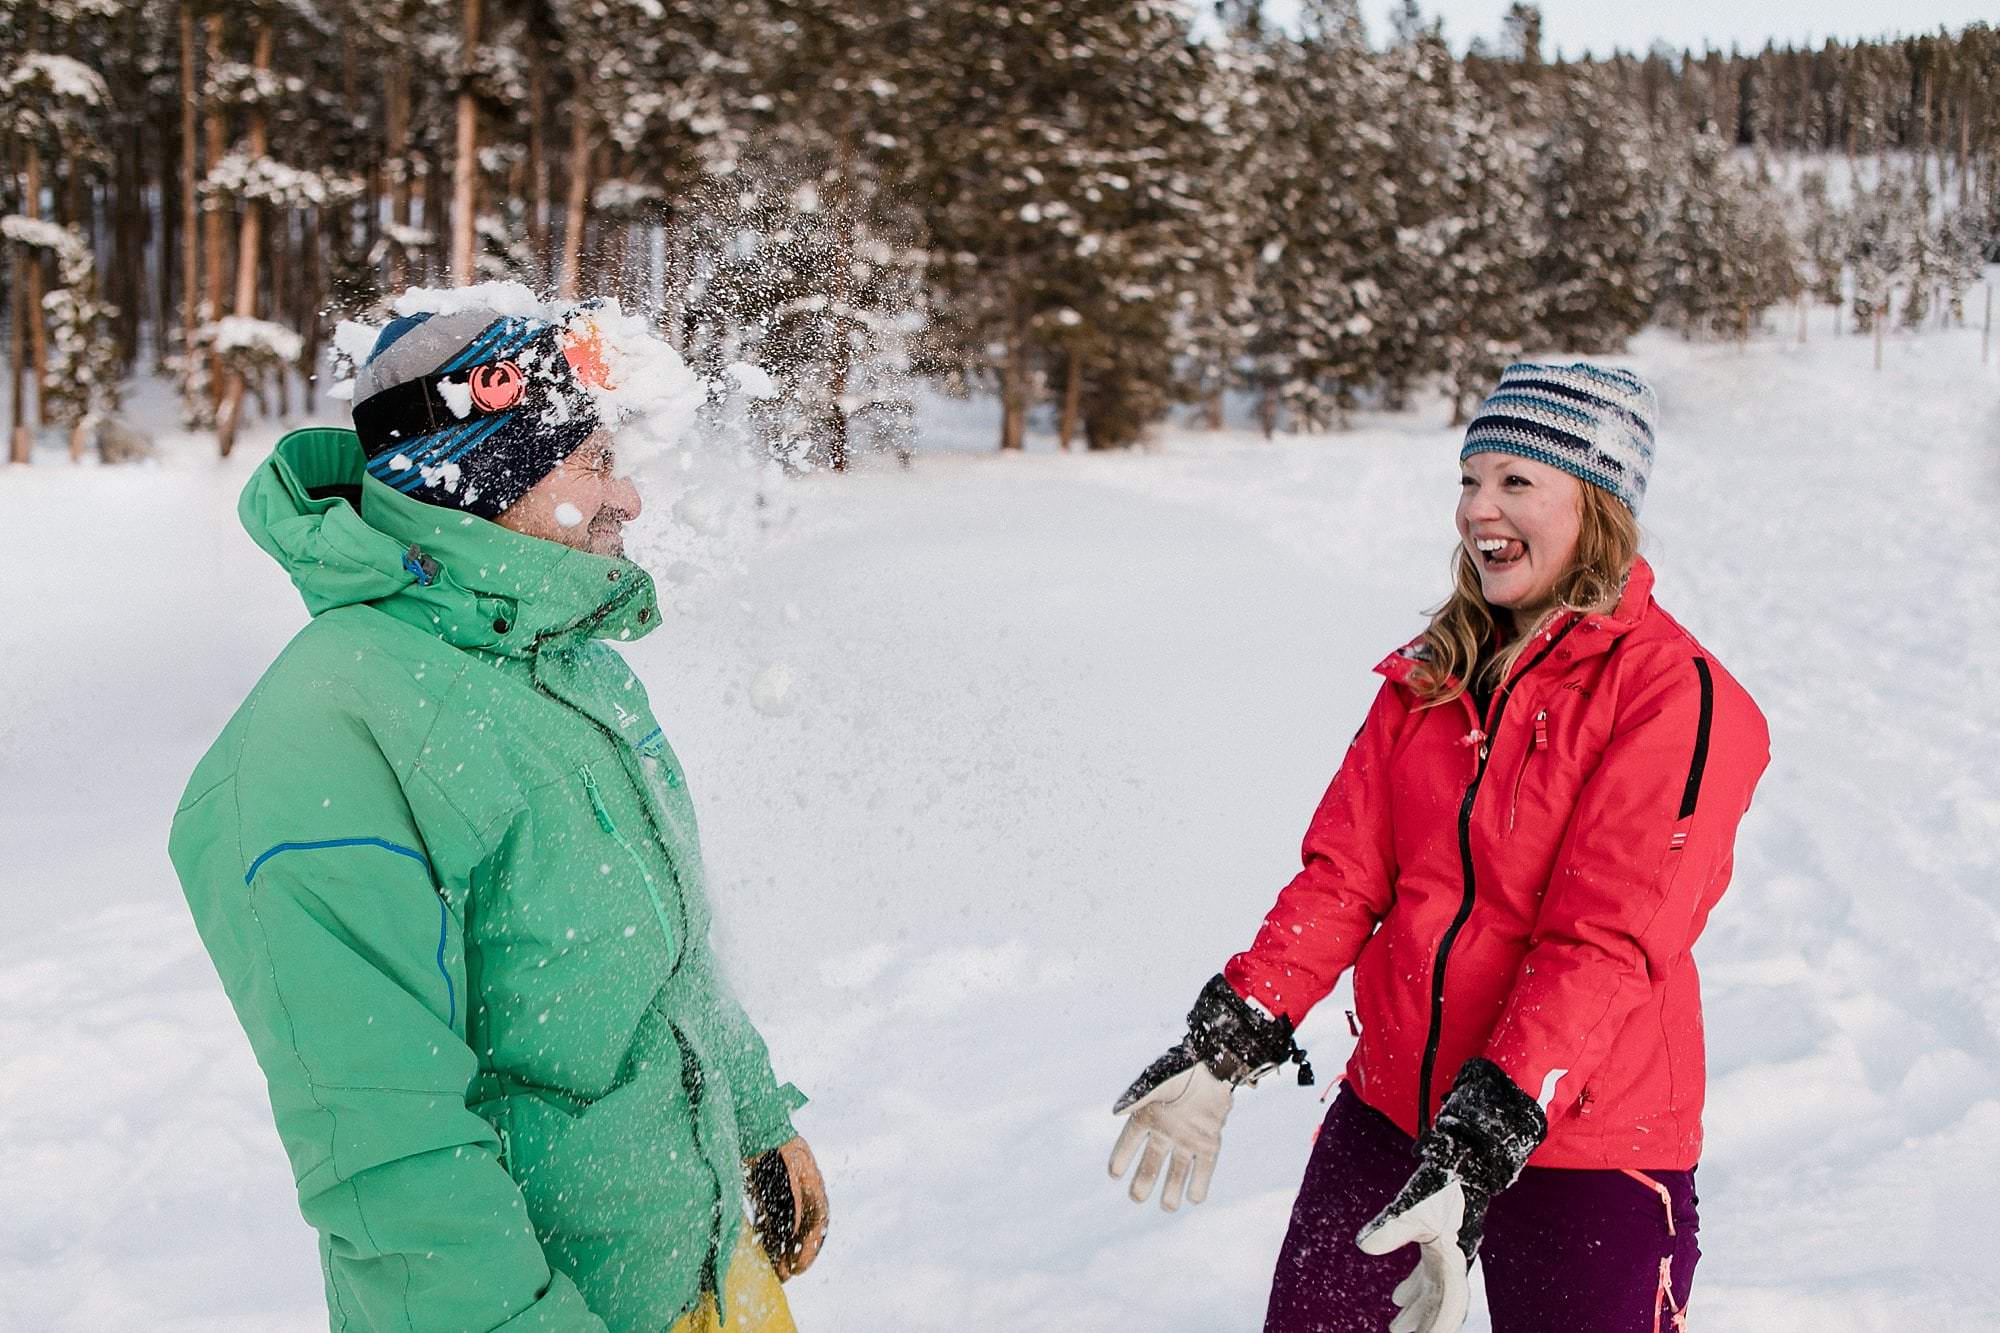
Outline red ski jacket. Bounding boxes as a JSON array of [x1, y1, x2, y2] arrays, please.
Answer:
[[1225, 558, 1768, 1170]]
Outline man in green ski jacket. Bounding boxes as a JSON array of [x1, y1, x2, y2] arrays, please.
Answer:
[[169, 299, 826, 1332]]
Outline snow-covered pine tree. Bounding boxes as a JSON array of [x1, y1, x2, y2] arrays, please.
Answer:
[[1845, 166, 1916, 332], [1529, 70, 1661, 352], [550, 0, 729, 303], [906, 0, 1214, 450], [1654, 131, 1801, 339], [1372, 9, 1537, 419], [1, 217, 121, 458], [1055, 3, 1215, 448], [691, 0, 932, 468], [2, 38, 114, 462], [1936, 205, 1990, 320], [1240, 0, 1397, 432], [1794, 168, 1849, 313], [1169, 3, 1267, 433]]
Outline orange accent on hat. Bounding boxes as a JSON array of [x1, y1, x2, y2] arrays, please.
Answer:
[[562, 322, 615, 391]]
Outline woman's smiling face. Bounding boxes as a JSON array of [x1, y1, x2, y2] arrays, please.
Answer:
[[1455, 452, 1584, 613]]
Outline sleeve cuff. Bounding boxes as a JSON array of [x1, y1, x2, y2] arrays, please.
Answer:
[[738, 1082, 809, 1159]]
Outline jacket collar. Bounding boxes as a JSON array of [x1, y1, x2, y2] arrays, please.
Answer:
[[243, 427, 660, 657], [359, 473, 659, 657], [1375, 556, 1656, 687]]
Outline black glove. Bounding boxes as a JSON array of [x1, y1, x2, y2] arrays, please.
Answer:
[[1187, 973, 1314, 1086], [1355, 1059, 1547, 1333]]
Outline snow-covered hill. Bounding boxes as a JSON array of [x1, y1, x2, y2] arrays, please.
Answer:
[[2, 310, 1996, 1330]]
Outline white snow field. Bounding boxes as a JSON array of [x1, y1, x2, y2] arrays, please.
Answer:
[[2, 313, 1997, 1332]]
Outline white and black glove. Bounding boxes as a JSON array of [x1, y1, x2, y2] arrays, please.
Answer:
[[1109, 975, 1313, 1212], [1356, 1058, 1547, 1333]]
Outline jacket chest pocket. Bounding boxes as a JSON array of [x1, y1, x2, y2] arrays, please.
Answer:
[[1507, 708, 1552, 833]]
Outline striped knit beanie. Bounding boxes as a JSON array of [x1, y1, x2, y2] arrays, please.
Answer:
[[350, 304, 613, 519], [1460, 362, 1660, 514]]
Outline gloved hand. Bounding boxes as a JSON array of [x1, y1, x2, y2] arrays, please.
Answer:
[[1356, 1058, 1547, 1333], [1108, 1052, 1233, 1211], [1109, 974, 1313, 1212]]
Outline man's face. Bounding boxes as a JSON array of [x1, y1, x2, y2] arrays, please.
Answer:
[[493, 431, 643, 558]]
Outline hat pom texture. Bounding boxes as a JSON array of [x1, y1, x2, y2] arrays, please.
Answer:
[[1460, 362, 1660, 514]]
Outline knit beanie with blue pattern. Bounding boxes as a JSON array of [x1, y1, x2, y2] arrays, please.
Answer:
[[1460, 362, 1660, 514], [350, 304, 611, 519]]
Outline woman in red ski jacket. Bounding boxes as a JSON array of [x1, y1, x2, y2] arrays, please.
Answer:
[[1110, 363, 1769, 1333]]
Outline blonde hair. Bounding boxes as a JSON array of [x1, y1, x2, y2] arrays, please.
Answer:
[[1409, 482, 1641, 709]]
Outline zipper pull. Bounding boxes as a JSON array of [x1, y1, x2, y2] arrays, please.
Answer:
[[1534, 710, 1549, 751], [581, 767, 617, 834]]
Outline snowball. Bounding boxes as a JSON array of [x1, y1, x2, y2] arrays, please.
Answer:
[[554, 502, 585, 529], [750, 665, 795, 717], [723, 362, 779, 400]]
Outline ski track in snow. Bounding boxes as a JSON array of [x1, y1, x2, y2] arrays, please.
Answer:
[[1, 319, 1996, 1330]]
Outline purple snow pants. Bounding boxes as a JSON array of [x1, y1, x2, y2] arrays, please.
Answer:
[[1264, 1088, 1699, 1333]]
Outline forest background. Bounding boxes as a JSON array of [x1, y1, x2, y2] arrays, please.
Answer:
[[4, 1, 1997, 465]]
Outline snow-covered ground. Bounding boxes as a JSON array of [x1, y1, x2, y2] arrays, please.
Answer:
[[2, 309, 1997, 1331]]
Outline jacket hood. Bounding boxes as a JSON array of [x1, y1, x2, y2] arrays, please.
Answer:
[[240, 426, 659, 653]]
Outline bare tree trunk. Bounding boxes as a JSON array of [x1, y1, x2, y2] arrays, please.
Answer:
[[216, 21, 272, 456], [527, 41, 549, 276], [9, 207, 30, 463], [155, 130, 177, 373], [301, 207, 323, 412], [111, 107, 145, 368], [24, 144, 48, 430], [202, 13, 230, 416], [271, 206, 290, 417], [1057, 344, 1080, 450], [385, 49, 411, 288], [997, 266, 1028, 451], [558, 101, 590, 298], [450, 0, 482, 283], [411, 158, 429, 282], [180, 0, 200, 385]]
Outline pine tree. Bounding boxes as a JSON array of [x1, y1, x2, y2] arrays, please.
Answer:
[[1240, 0, 1397, 432], [1795, 168, 1849, 310], [3, 39, 115, 461], [1846, 167, 1916, 331], [904, 0, 1213, 449], [1654, 132, 1800, 338], [1530, 71, 1660, 351]]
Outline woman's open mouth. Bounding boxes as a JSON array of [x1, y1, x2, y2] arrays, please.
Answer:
[[1475, 536, 1527, 570]]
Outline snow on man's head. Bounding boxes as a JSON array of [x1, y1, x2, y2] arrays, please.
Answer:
[[345, 285, 703, 520], [345, 284, 703, 476]]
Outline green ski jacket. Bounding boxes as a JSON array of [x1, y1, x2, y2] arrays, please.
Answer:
[[170, 427, 805, 1332]]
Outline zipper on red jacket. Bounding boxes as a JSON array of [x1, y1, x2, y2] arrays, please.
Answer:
[[1677, 659, 1714, 818], [1416, 618, 1579, 1133]]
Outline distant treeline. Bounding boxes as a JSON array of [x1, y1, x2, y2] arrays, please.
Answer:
[[4, 0, 1997, 463]]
